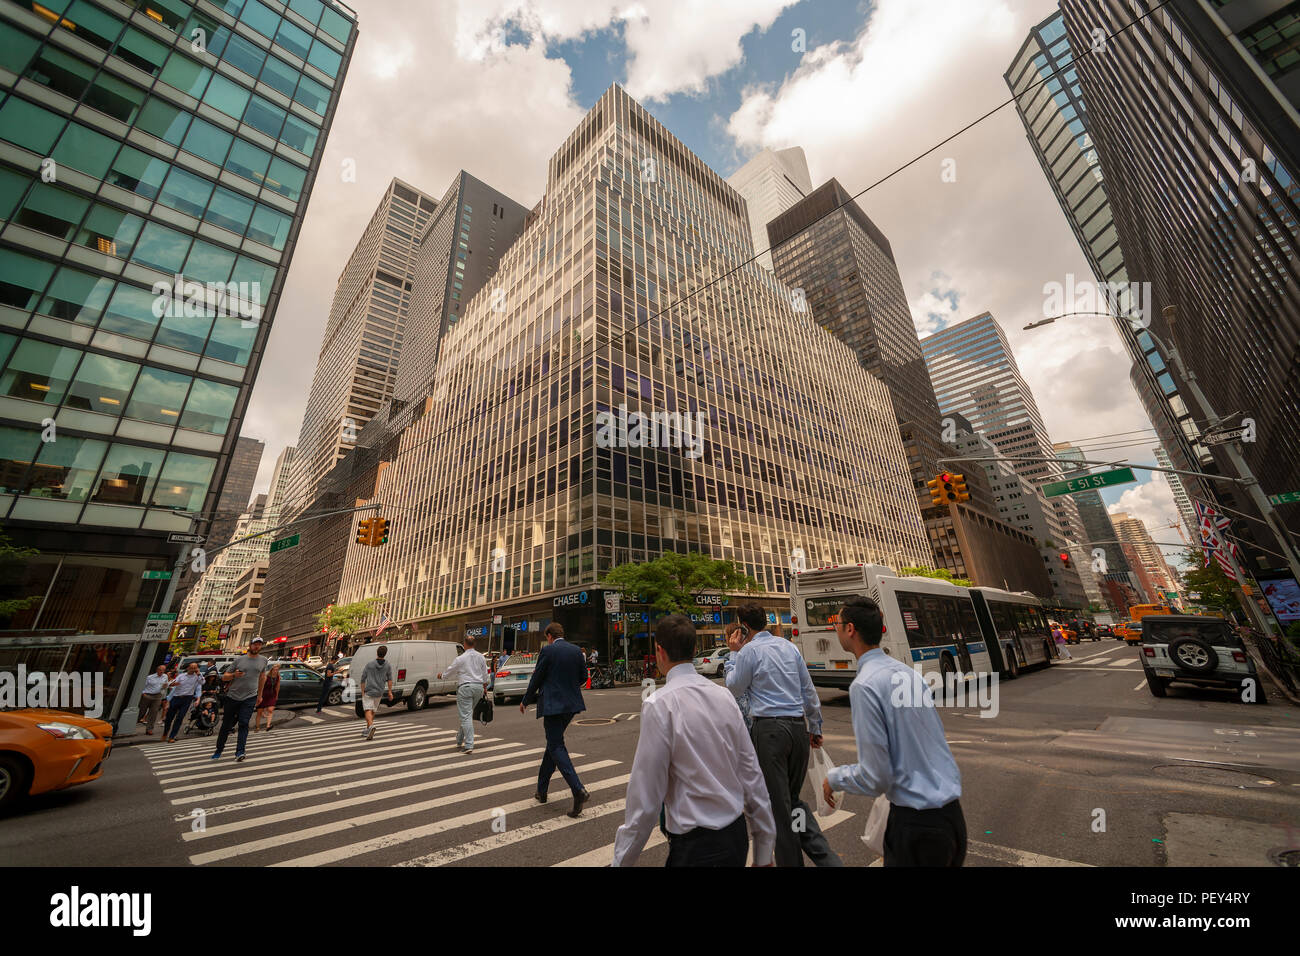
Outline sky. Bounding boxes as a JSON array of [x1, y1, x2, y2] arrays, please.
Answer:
[[243, 0, 1189, 566]]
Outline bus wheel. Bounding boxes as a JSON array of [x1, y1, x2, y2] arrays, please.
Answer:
[[1004, 649, 1020, 680], [1043, 641, 1053, 664], [939, 655, 956, 702]]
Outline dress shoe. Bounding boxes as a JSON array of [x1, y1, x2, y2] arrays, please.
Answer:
[[568, 788, 590, 818], [533, 791, 547, 804]]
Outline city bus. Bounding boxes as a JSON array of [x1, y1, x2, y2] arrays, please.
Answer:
[[968, 587, 1058, 678], [789, 564, 993, 690]]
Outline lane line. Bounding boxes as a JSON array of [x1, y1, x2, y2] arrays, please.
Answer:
[[1134, 679, 1148, 691]]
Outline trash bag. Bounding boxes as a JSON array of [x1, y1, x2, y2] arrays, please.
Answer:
[[473, 692, 494, 725], [861, 794, 890, 858], [807, 745, 844, 817]]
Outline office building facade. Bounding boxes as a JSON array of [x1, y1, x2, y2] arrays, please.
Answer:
[[335, 86, 930, 658], [1060, 0, 1300, 556], [726, 146, 812, 271]]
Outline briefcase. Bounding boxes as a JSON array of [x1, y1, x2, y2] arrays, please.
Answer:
[[474, 693, 494, 724]]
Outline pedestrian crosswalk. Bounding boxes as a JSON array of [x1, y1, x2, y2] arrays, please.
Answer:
[[288, 704, 355, 724]]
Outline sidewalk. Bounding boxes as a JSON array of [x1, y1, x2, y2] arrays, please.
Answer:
[[112, 706, 296, 748]]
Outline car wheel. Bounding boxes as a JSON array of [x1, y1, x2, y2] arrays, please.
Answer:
[[0, 754, 31, 813], [494, 695, 503, 705], [1168, 637, 1218, 674], [407, 684, 427, 711], [1147, 675, 1168, 698], [326, 688, 343, 706]]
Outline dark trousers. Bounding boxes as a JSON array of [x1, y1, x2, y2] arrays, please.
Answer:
[[883, 800, 967, 867], [666, 814, 748, 867], [537, 713, 583, 796], [214, 696, 256, 757], [163, 695, 194, 739], [750, 717, 842, 867], [316, 683, 333, 712]]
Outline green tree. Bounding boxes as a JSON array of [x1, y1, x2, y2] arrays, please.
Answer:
[[1178, 549, 1239, 617], [0, 531, 40, 621], [314, 597, 387, 640], [897, 565, 974, 588], [603, 551, 760, 617]]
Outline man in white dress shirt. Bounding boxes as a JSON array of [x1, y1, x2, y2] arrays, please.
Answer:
[[440, 634, 491, 753], [613, 613, 776, 867]]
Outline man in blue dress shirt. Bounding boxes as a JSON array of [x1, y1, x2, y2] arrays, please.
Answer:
[[822, 596, 966, 866], [725, 603, 841, 867]]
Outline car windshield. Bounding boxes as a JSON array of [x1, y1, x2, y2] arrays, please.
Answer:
[[1144, 620, 1236, 647]]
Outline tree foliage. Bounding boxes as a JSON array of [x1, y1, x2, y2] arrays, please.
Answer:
[[0, 531, 40, 621], [603, 551, 760, 617], [897, 565, 974, 588], [1178, 548, 1240, 616], [314, 597, 387, 636]]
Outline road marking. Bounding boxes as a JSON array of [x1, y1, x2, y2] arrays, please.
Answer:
[[146, 721, 437, 766], [868, 839, 1092, 867], [188, 760, 623, 865], [396, 798, 629, 866], [1108, 658, 1138, 667], [154, 728, 447, 779], [1134, 679, 1148, 691], [296, 714, 324, 724], [265, 768, 632, 868]]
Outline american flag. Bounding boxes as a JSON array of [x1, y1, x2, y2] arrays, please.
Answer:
[[1194, 500, 1239, 581], [377, 611, 393, 633]]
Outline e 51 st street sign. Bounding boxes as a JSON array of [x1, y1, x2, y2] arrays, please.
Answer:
[[1268, 491, 1300, 505], [1041, 467, 1137, 498], [269, 533, 300, 554]]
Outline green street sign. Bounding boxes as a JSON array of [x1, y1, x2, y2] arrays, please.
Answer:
[[142, 570, 172, 580], [1041, 467, 1137, 498], [270, 533, 300, 554], [1268, 491, 1300, 505]]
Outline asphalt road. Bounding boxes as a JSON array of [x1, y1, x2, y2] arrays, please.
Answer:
[[4, 641, 1299, 867]]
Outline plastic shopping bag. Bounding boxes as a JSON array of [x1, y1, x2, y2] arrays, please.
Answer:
[[860, 794, 890, 858], [808, 746, 844, 817]]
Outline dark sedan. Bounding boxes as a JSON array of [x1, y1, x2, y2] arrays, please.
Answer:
[[219, 662, 344, 706]]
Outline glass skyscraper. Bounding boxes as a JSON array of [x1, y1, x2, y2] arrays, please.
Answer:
[[0, 0, 356, 714]]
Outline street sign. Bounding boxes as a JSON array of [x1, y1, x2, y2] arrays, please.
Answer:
[[605, 593, 621, 613], [142, 612, 176, 643], [269, 533, 300, 553], [1203, 427, 1250, 446], [1267, 491, 1300, 505], [167, 532, 205, 544], [1041, 467, 1137, 498], [492, 614, 502, 624], [142, 570, 172, 580]]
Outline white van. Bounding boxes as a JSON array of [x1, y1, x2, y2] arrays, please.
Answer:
[[348, 640, 463, 713]]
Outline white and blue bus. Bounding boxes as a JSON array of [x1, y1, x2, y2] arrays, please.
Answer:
[[790, 564, 994, 690], [968, 586, 1058, 677]]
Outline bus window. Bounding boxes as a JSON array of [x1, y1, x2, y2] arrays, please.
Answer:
[[895, 592, 928, 645], [991, 602, 1020, 646], [804, 595, 848, 627], [956, 599, 981, 644], [920, 595, 952, 647]]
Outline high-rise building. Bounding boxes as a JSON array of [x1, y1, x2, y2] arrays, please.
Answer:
[[284, 178, 436, 514], [921, 312, 1084, 555], [1112, 511, 1177, 601], [726, 147, 812, 271], [224, 560, 267, 651], [334, 86, 930, 656], [1059, 0, 1300, 562], [259, 172, 526, 650], [1154, 445, 1199, 545], [1005, 11, 1213, 510], [0, 0, 357, 720], [205, 436, 264, 548]]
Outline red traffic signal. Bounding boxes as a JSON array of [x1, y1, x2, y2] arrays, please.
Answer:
[[940, 472, 952, 482], [1059, 552, 1071, 567]]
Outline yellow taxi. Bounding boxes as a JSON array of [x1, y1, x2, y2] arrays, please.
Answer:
[[1115, 621, 1142, 643], [0, 709, 113, 812]]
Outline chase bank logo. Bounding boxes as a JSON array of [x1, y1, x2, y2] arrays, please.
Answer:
[[579, 591, 588, 604]]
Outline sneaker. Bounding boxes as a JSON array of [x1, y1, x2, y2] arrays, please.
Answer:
[[367, 726, 376, 741], [361, 728, 369, 740], [236, 753, 246, 762], [210, 753, 221, 760]]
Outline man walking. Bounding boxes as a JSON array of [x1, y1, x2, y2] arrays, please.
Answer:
[[614, 614, 776, 867], [520, 622, 589, 817], [316, 659, 337, 714], [725, 604, 841, 867], [822, 597, 965, 866], [722, 621, 753, 730], [211, 636, 268, 762], [138, 664, 168, 737], [440, 635, 490, 752], [358, 645, 394, 740], [163, 661, 204, 742]]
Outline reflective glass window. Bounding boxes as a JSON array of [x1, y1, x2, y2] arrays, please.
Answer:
[[52, 123, 117, 178], [0, 27, 40, 74], [40, 267, 113, 324], [156, 308, 213, 355], [241, 1, 280, 38], [65, 353, 139, 415], [158, 165, 214, 218], [115, 27, 169, 75], [203, 73, 251, 119], [0, 249, 55, 311], [259, 55, 299, 97], [137, 98, 192, 145], [204, 316, 255, 365], [140, 0, 193, 33], [289, 0, 324, 25], [294, 74, 329, 115], [274, 20, 311, 60], [106, 145, 169, 200], [265, 156, 305, 200], [101, 282, 161, 341], [87, 68, 146, 123], [21, 433, 106, 501], [231, 255, 274, 289], [181, 117, 234, 165], [77, 205, 143, 260], [0, 97, 63, 153], [179, 377, 236, 433], [152, 451, 214, 510], [320, 7, 352, 44], [0, 339, 79, 404], [226, 138, 271, 184], [0, 425, 39, 494], [125, 365, 190, 424], [279, 113, 317, 155], [27, 46, 95, 101], [183, 239, 237, 284], [161, 51, 212, 98], [204, 186, 255, 233], [0, 167, 29, 220], [222, 31, 266, 78], [307, 38, 341, 77], [133, 221, 191, 272], [247, 204, 290, 249], [14, 183, 90, 240], [244, 96, 286, 139], [93, 443, 165, 505]]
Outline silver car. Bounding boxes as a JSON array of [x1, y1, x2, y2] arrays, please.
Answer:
[[693, 646, 729, 677], [492, 657, 537, 704]]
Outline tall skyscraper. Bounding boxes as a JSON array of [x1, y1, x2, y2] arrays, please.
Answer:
[[0, 0, 357, 720], [1111, 511, 1177, 601], [726, 146, 812, 271], [284, 178, 435, 514], [334, 86, 930, 656], [1005, 11, 1213, 510], [204, 435, 264, 549], [921, 312, 1084, 554], [1059, 0, 1300, 562], [1154, 444, 1199, 545]]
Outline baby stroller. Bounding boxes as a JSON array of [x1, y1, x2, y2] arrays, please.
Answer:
[[185, 692, 220, 736]]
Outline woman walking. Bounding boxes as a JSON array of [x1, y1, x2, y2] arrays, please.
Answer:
[[254, 664, 280, 732]]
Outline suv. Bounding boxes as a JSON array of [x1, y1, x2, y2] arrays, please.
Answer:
[[1139, 615, 1265, 703]]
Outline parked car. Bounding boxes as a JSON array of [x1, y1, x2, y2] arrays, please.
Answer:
[[1139, 615, 1264, 703], [304, 656, 325, 669], [693, 646, 729, 676], [493, 660, 537, 704], [348, 641, 462, 713], [0, 709, 113, 813], [218, 662, 344, 707], [177, 654, 237, 674]]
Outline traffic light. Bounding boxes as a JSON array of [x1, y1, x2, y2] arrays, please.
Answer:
[[374, 517, 389, 545], [926, 476, 945, 507], [1059, 551, 1072, 568], [951, 473, 970, 502], [356, 518, 373, 546]]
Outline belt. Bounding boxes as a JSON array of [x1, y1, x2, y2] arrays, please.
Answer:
[[752, 715, 804, 723], [667, 814, 745, 842], [889, 798, 962, 817]]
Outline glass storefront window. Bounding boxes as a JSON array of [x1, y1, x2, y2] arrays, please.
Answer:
[[101, 282, 161, 342], [124, 366, 190, 425], [21, 434, 107, 501], [93, 443, 165, 505], [0, 340, 79, 404], [64, 353, 140, 416], [151, 451, 214, 511], [179, 377, 236, 433]]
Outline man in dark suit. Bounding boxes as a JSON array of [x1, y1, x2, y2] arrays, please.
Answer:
[[521, 622, 590, 817]]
